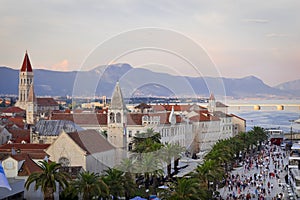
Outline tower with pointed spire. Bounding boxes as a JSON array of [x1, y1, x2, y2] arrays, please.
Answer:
[[107, 82, 127, 148], [207, 93, 216, 113], [15, 51, 34, 110], [26, 84, 37, 125]]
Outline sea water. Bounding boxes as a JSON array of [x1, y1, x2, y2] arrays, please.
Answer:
[[227, 100, 300, 133]]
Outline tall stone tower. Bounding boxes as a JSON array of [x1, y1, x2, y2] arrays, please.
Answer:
[[15, 51, 34, 110], [107, 82, 127, 149], [207, 93, 216, 113], [26, 84, 37, 125]]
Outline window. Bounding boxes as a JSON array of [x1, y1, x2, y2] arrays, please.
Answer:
[[110, 112, 115, 123], [59, 157, 70, 167], [128, 130, 132, 137], [116, 112, 121, 123], [128, 143, 133, 151]]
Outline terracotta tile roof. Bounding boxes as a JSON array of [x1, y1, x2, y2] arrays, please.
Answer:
[[96, 108, 108, 114], [134, 103, 152, 109], [151, 105, 166, 112], [68, 130, 115, 154], [7, 128, 30, 143], [151, 104, 205, 112], [127, 113, 143, 126], [20, 51, 33, 72], [0, 144, 50, 155], [189, 111, 220, 122], [51, 113, 107, 126], [11, 154, 43, 176], [189, 114, 210, 122], [37, 98, 58, 106], [126, 112, 183, 125], [8, 117, 25, 129], [1, 106, 25, 114]]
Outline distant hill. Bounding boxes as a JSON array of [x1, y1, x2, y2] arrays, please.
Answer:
[[0, 64, 297, 99], [275, 79, 300, 95]]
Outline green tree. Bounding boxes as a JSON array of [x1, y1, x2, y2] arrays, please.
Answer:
[[72, 171, 109, 200], [117, 158, 137, 199], [103, 168, 125, 199], [24, 161, 70, 200], [193, 159, 224, 190], [168, 178, 200, 200], [162, 143, 184, 179], [131, 128, 163, 154]]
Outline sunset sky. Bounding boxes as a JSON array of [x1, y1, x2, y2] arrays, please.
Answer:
[[0, 0, 299, 86]]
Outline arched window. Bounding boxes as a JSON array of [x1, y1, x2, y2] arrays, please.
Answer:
[[110, 112, 115, 123], [116, 112, 121, 123], [59, 157, 70, 167]]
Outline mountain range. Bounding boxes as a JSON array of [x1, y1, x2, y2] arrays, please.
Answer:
[[0, 64, 299, 99]]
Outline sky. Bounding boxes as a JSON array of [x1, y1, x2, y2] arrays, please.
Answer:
[[0, 0, 300, 86]]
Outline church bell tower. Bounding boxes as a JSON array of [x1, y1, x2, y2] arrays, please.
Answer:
[[107, 82, 127, 149], [15, 51, 34, 110], [26, 84, 37, 125]]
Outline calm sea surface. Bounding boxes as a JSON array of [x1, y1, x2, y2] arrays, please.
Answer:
[[227, 100, 300, 133]]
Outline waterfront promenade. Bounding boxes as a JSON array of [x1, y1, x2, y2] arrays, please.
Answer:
[[218, 143, 290, 200]]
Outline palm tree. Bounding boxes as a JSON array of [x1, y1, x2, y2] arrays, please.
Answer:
[[162, 143, 184, 178], [72, 171, 109, 200], [117, 158, 138, 199], [193, 159, 223, 190], [135, 152, 163, 191], [168, 178, 200, 200], [131, 128, 163, 154], [24, 161, 70, 200], [103, 168, 125, 199]]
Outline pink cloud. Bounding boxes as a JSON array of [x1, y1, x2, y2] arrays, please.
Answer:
[[38, 59, 70, 71]]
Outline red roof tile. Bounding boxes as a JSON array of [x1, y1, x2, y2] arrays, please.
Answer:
[[0, 144, 50, 155], [37, 98, 58, 106], [151, 104, 205, 112], [51, 113, 107, 126], [126, 112, 182, 125], [8, 117, 25, 129], [68, 130, 115, 154], [127, 113, 143, 125], [7, 128, 30, 143], [11, 154, 44, 176], [1, 106, 25, 113], [189, 111, 220, 122], [20, 51, 33, 72]]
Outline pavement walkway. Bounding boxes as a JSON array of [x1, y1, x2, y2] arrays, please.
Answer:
[[217, 143, 291, 200]]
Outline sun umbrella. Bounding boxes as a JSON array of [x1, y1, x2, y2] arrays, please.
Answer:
[[130, 196, 147, 200], [158, 185, 169, 189]]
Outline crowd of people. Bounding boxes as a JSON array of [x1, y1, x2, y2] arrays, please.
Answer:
[[218, 142, 289, 200]]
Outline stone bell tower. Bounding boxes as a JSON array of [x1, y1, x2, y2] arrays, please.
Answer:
[[107, 82, 127, 149], [15, 51, 34, 110]]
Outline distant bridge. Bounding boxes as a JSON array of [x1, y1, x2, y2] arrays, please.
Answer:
[[227, 104, 300, 111]]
